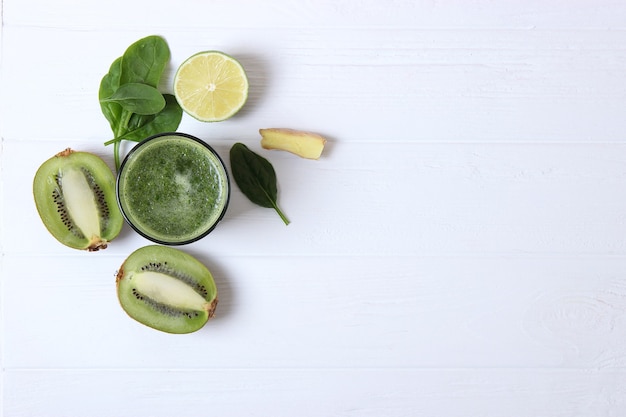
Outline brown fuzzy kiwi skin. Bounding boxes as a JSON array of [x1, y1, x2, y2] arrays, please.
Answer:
[[207, 297, 218, 320], [56, 148, 73, 157]]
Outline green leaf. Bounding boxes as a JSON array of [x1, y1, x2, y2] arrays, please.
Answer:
[[98, 35, 175, 173], [98, 57, 123, 133], [101, 83, 165, 115], [118, 95, 183, 142], [120, 35, 170, 87], [230, 143, 290, 225]]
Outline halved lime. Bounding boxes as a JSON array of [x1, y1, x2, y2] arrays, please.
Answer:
[[173, 51, 249, 122]]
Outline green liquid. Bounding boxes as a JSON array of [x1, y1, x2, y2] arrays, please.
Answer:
[[118, 135, 228, 244]]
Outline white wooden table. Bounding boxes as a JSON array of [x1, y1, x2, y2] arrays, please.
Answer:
[[3, 1, 626, 415]]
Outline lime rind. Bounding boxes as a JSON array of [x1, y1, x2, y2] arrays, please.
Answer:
[[173, 51, 249, 122]]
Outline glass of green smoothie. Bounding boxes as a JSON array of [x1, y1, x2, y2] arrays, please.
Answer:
[[116, 132, 230, 245]]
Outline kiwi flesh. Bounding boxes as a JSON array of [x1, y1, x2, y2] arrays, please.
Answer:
[[116, 245, 218, 334], [33, 148, 123, 251]]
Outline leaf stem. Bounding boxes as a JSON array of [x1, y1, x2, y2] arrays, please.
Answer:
[[272, 203, 290, 226], [103, 137, 117, 146], [261, 187, 290, 225], [110, 110, 134, 171], [114, 141, 121, 171]]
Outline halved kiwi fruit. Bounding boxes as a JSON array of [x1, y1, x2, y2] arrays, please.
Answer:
[[33, 148, 123, 251], [116, 245, 218, 334]]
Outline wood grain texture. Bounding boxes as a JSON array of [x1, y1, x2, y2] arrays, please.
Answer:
[[6, 140, 626, 257], [4, 369, 626, 417], [3, 254, 626, 369], [2, 0, 626, 416], [2, 25, 626, 143]]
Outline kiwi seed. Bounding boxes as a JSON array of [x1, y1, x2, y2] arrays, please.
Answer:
[[116, 245, 218, 334], [33, 148, 123, 251]]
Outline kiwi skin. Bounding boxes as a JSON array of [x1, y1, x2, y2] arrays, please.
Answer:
[[116, 245, 218, 334], [33, 148, 123, 251]]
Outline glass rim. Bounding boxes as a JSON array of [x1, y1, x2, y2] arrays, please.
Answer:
[[116, 132, 230, 246]]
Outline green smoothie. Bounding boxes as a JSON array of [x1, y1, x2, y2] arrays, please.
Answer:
[[117, 133, 229, 244]]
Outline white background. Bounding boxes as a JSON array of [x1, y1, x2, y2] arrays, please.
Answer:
[[3, 1, 626, 416]]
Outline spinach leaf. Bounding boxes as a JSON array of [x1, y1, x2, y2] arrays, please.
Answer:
[[99, 36, 182, 171], [120, 35, 170, 87], [98, 57, 123, 131], [101, 83, 166, 115], [230, 143, 290, 225], [107, 95, 182, 144]]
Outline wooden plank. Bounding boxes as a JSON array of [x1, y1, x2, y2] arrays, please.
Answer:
[[2, 26, 626, 143], [8, 139, 626, 257], [6, 0, 626, 30], [3, 254, 626, 369], [4, 369, 626, 417]]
